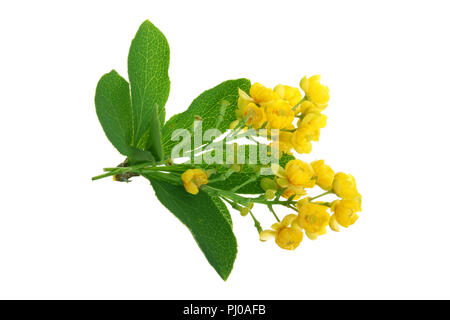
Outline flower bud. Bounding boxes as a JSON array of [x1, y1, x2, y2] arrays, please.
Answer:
[[333, 172, 360, 200], [329, 214, 340, 232], [260, 177, 279, 191], [311, 160, 335, 191], [240, 207, 250, 216], [181, 169, 208, 195], [300, 76, 309, 93], [230, 164, 242, 172], [265, 189, 276, 199]]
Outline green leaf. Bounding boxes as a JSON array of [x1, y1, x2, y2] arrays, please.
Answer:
[[162, 78, 251, 157], [94, 70, 133, 156], [205, 190, 233, 226], [147, 177, 237, 280], [128, 20, 170, 148], [147, 106, 164, 161], [127, 147, 155, 165]]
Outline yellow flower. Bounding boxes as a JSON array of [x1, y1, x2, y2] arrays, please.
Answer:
[[300, 75, 330, 107], [272, 160, 315, 199], [269, 124, 294, 155], [290, 112, 327, 153], [297, 202, 330, 237], [242, 102, 266, 129], [272, 162, 307, 200], [298, 100, 324, 114], [274, 84, 302, 107], [297, 112, 327, 141], [260, 214, 303, 250], [250, 83, 279, 104], [311, 160, 335, 191], [181, 169, 208, 195], [333, 172, 361, 200], [296, 197, 311, 209], [301, 112, 327, 128], [278, 127, 294, 151], [285, 160, 315, 188], [290, 128, 313, 154], [264, 99, 295, 129], [237, 88, 254, 113], [331, 199, 361, 228], [275, 227, 303, 250]]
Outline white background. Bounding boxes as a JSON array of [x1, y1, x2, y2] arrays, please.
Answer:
[[1, 0, 449, 299]]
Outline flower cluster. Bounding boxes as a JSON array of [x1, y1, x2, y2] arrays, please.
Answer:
[[231, 75, 330, 155], [179, 158, 362, 251], [259, 159, 362, 250], [178, 75, 362, 251]]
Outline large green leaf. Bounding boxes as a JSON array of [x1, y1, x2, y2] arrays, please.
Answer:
[[128, 20, 170, 148], [205, 190, 233, 226], [162, 79, 251, 157], [95, 70, 133, 156], [148, 177, 237, 280]]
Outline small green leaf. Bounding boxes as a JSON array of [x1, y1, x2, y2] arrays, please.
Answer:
[[127, 147, 155, 165], [162, 78, 251, 157], [128, 20, 170, 148], [147, 177, 237, 280], [94, 70, 133, 156]]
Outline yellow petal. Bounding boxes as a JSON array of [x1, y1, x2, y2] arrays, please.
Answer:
[[305, 232, 319, 240], [238, 88, 254, 111], [259, 230, 276, 241], [271, 222, 281, 230], [239, 88, 252, 100], [276, 177, 289, 188], [271, 163, 285, 177], [329, 214, 340, 232], [300, 76, 309, 93], [280, 214, 298, 227], [291, 220, 302, 231]]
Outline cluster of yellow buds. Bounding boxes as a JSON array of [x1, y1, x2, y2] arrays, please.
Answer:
[[231, 75, 330, 155], [259, 159, 362, 250]]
